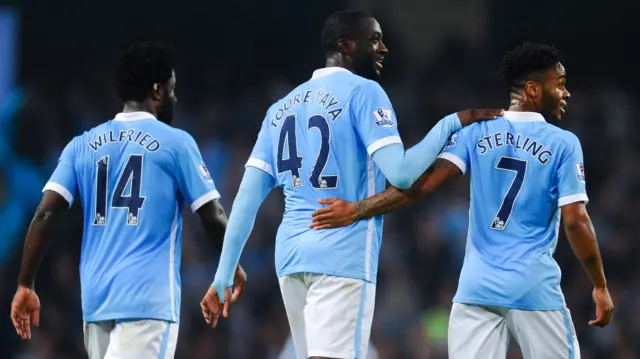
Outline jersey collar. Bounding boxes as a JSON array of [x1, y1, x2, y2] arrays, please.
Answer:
[[311, 67, 351, 79], [113, 111, 157, 122], [503, 111, 546, 123]]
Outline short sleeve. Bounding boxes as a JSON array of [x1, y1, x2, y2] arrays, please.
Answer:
[[437, 130, 470, 174], [350, 81, 403, 155], [174, 132, 221, 212], [245, 118, 276, 179], [557, 133, 588, 207], [43, 138, 77, 206]]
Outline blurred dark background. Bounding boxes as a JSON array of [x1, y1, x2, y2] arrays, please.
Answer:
[[0, 0, 638, 358]]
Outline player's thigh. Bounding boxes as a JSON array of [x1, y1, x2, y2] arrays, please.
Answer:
[[83, 320, 115, 359], [507, 308, 580, 359], [305, 274, 376, 359], [278, 274, 310, 359], [448, 303, 510, 359], [104, 319, 179, 359]]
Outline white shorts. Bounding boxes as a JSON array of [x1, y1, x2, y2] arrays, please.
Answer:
[[83, 319, 179, 359], [448, 303, 580, 359], [278, 273, 376, 359]]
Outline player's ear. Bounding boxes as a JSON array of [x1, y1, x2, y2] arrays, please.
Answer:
[[337, 38, 353, 56], [151, 83, 162, 101], [524, 80, 539, 98]]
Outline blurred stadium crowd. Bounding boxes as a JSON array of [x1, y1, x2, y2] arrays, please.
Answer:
[[1, 1, 638, 358]]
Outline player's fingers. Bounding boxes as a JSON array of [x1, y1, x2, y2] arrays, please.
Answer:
[[311, 207, 333, 218], [479, 109, 504, 118], [231, 282, 244, 303], [317, 198, 339, 205], [312, 223, 338, 230], [201, 302, 211, 324], [32, 308, 40, 328], [223, 288, 231, 318], [23, 317, 31, 340], [311, 212, 335, 223]]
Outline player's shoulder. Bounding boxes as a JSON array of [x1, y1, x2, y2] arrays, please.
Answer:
[[541, 123, 581, 149]]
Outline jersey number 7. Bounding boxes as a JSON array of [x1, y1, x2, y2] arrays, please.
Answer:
[[276, 114, 338, 189], [491, 156, 527, 231], [93, 154, 146, 227]]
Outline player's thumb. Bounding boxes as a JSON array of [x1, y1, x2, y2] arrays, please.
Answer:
[[317, 198, 338, 205], [32, 308, 40, 327]]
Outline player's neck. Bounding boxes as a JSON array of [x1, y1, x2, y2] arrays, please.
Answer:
[[325, 55, 353, 73], [122, 101, 157, 117], [508, 94, 538, 113]]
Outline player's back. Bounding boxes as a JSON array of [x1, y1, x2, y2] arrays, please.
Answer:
[[440, 111, 588, 310], [249, 68, 397, 283], [66, 112, 211, 322]]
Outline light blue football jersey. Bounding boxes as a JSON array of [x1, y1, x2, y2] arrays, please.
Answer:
[[43, 111, 220, 323], [247, 67, 403, 283], [438, 111, 588, 310]]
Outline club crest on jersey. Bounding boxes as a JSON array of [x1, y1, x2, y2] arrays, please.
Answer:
[[576, 162, 585, 183], [373, 108, 394, 128], [199, 163, 214, 183]]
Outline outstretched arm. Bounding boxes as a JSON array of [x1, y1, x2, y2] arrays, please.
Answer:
[[372, 109, 502, 189], [211, 167, 274, 300], [310, 158, 461, 229]]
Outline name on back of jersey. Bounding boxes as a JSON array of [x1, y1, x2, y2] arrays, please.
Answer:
[[270, 89, 344, 127], [88, 129, 161, 153], [476, 131, 553, 165]]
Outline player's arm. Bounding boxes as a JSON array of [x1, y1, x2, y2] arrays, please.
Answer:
[[350, 81, 500, 189], [202, 118, 276, 327], [195, 199, 228, 253], [557, 136, 613, 327], [17, 191, 70, 289], [210, 167, 274, 301], [312, 125, 471, 229], [12, 139, 77, 340], [17, 139, 77, 289], [311, 158, 461, 228]]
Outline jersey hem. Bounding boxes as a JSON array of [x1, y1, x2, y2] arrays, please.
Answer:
[[83, 312, 179, 324], [277, 267, 377, 284], [453, 297, 566, 311]]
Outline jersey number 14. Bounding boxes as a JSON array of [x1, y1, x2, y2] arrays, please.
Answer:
[[276, 115, 338, 189], [93, 154, 146, 227]]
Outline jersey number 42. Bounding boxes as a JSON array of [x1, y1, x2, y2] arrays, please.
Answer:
[[276, 114, 338, 189]]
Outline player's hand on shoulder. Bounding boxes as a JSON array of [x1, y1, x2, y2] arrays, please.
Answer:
[[457, 109, 505, 127], [589, 287, 614, 328], [10, 285, 41, 340], [310, 198, 357, 230]]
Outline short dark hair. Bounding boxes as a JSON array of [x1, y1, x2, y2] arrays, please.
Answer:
[[115, 41, 174, 102], [499, 42, 564, 88], [321, 9, 372, 55]]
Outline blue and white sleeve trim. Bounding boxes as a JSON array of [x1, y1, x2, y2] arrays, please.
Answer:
[[437, 153, 467, 174], [191, 190, 221, 212], [42, 182, 74, 207], [366, 136, 403, 156]]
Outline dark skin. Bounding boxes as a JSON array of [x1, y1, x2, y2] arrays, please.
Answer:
[[11, 70, 245, 340], [311, 62, 613, 329]]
